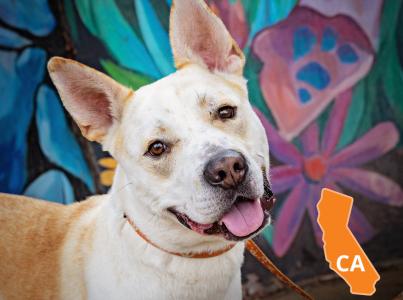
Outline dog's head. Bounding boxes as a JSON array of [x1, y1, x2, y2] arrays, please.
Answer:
[[48, 0, 273, 242]]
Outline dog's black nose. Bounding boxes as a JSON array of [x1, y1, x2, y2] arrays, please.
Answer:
[[203, 150, 248, 189]]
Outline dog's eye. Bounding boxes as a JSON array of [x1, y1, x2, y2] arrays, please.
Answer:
[[147, 141, 168, 157], [217, 106, 237, 120]]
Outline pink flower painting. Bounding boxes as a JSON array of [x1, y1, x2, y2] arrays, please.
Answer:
[[256, 89, 403, 257]]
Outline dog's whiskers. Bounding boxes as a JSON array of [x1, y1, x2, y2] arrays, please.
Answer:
[[111, 181, 134, 198]]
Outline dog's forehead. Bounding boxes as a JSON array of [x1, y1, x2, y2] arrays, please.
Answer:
[[126, 65, 247, 118]]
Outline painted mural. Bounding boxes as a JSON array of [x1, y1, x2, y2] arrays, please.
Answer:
[[0, 0, 97, 204], [1, 0, 402, 279]]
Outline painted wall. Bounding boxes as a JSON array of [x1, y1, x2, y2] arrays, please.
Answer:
[[0, 0, 98, 204], [1, 0, 402, 284]]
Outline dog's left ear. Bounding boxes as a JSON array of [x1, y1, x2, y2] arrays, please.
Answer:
[[47, 57, 132, 143], [170, 0, 245, 75]]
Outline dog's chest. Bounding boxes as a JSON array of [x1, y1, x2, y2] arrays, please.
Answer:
[[85, 249, 243, 300]]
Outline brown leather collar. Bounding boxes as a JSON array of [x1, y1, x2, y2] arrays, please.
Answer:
[[124, 214, 235, 258]]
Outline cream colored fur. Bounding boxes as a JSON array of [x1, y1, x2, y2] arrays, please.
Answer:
[[0, 0, 270, 299]]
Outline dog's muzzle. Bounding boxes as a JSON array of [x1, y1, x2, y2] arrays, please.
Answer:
[[169, 168, 275, 241]]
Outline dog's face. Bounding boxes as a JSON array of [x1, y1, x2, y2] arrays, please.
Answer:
[[117, 65, 273, 240], [48, 0, 273, 242]]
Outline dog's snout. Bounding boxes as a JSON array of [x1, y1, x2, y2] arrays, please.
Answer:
[[203, 150, 248, 189]]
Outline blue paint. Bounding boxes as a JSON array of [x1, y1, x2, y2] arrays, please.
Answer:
[[337, 44, 359, 64], [0, 27, 31, 48], [35, 85, 95, 192], [0, 48, 46, 194], [296, 62, 330, 90], [24, 170, 75, 204], [293, 27, 316, 60], [0, 141, 25, 193], [298, 88, 311, 103], [321, 27, 337, 52], [135, 0, 175, 75], [0, 0, 55, 36], [75, 0, 161, 78]]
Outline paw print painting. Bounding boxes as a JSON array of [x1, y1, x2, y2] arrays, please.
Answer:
[[252, 6, 376, 140]]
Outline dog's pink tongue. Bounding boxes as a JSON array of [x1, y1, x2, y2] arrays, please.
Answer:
[[221, 199, 264, 237]]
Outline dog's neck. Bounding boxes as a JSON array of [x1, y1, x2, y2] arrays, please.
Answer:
[[109, 165, 238, 255]]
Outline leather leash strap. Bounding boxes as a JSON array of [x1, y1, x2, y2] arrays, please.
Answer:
[[245, 239, 314, 300]]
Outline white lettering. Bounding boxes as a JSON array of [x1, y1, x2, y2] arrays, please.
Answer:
[[336, 255, 349, 272], [350, 255, 365, 272]]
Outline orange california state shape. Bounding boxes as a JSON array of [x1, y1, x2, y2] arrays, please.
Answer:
[[317, 188, 380, 296]]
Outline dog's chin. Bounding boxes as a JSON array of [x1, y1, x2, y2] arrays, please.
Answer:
[[168, 191, 275, 242]]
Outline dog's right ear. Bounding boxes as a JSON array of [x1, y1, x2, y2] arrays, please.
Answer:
[[48, 57, 132, 143], [170, 0, 245, 75]]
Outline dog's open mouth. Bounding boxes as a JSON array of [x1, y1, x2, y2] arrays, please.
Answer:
[[169, 186, 275, 241]]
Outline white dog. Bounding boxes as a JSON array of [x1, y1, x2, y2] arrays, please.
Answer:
[[0, 0, 273, 299]]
